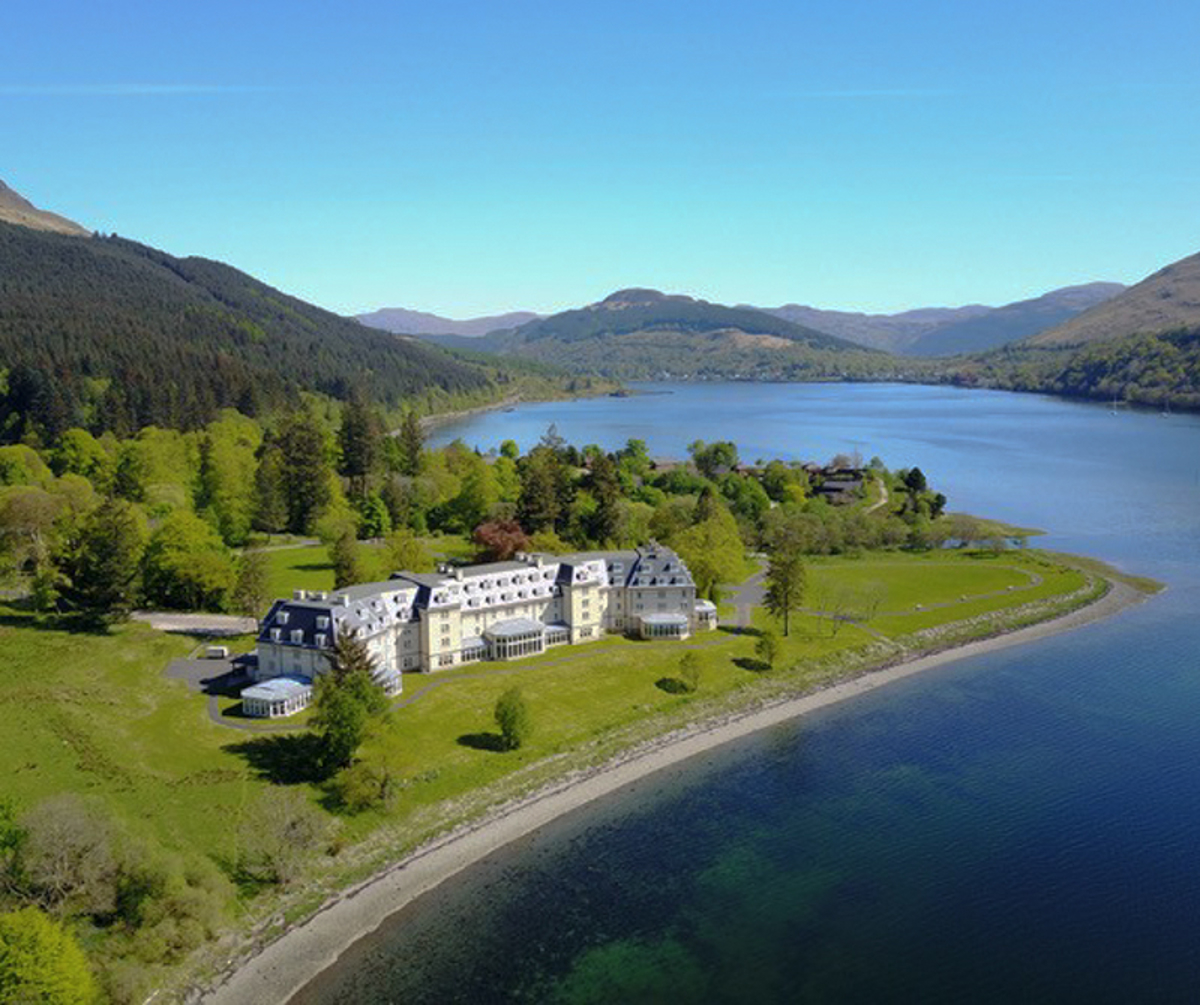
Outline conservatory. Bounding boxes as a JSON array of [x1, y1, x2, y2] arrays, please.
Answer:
[[485, 618, 546, 660], [638, 612, 691, 640], [241, 676, 313, 718]]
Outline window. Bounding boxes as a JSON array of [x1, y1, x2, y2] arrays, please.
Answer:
[[277, 611, 289, 625], [315, 633, 326, 648], [439, 654, 454, 667], [316, 615, 329, 630], [270, 628, 281, 642]]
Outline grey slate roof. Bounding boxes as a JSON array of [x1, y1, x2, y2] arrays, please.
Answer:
[[258, 544, 695, 651], [627, 546, 694, 589]]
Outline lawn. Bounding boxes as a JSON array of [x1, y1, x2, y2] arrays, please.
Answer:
[[0, 545, 1122, 993], [0, 612, 261, 866], [258, 533, 473, 599], [1, 548, 1099, 859]]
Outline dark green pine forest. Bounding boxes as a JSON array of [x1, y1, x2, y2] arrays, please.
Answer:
[[0, 222, 507, 441]]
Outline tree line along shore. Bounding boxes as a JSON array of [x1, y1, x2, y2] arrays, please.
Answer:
[[0, 402, 1161, 1004]]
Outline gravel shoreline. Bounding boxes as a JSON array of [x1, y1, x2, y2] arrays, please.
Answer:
[[199, 578, 1147, 1005]]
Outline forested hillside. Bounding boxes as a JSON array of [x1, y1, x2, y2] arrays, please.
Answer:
[[943, 327, 1200, 409], [0, 222, 499, 440], [420, 288, 886, 379]]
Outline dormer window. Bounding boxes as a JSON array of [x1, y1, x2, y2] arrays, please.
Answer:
[[315, 633, 327, 648], [290, 629, 304, 643], [316, 615, 330, 630], [270, 628, 281, 642], [277, 611, 289, 625]]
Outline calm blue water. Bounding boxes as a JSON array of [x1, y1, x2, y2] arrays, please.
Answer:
[[298, 384, 1200, 1004]]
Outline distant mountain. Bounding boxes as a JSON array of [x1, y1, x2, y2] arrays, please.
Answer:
[[0, 179, 89, 236], [357, 306, 542, 337], [756, 284, 1124, 356], [1026, 253, 1200, 346], [0, 220, 497, 438], [753, 303, 991, 353], [418, 288, 884, 380], [905, 283, 1126, 356]]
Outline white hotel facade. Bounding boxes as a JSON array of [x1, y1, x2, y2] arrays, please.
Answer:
[[244, 545, 717, 716]]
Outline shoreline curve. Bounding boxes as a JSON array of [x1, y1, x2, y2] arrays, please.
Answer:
[[200, 578, 1148, 1005]]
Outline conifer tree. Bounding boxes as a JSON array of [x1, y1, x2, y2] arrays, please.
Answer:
[[337, 394, 379, 500], [313, 631, 388, 773], [588, 452, 622, 544], [397, 410, 423, 477], [251, 444, 287, 537], [277, 412, 332, 534], [61, 498, 145, 625], [330, 532, 365, 589], [231, 550, 270, 618]]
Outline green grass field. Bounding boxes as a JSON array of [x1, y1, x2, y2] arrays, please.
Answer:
[[259, 533, 474, 599], [0, 545, 1137, 993]]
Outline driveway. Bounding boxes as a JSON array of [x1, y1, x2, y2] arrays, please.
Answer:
[[133, 611, 258, 636]]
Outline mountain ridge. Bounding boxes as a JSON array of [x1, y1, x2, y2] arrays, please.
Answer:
[[1026, 253, 1200, 346], [0, 179, 90, 236], [905, 282, 1127, 356], [357, 306, 542, 337], [411, 288, 885, 380]]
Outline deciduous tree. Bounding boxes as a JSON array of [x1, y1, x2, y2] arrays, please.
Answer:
[[754, 630, 780, 670], [763, 541, 806, 637], [0, 907, 98, 1005], [678, 652, 701, 692], [494, 686, 532, 751], [141, 511, 237, 611]]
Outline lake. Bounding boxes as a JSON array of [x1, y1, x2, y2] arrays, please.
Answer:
[[296, 383, 1200, 1004]]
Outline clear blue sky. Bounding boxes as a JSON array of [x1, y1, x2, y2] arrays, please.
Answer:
[[3, 0, 1199, 317]]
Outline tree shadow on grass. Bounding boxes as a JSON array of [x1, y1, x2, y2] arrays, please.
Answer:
[[0, 605, 115, 636], [718, 625, 761, 638], [655, 677, 692, 695], [457, 732, 508, 752], [226, 732, 327, 784], [733, 657, 771, 673]]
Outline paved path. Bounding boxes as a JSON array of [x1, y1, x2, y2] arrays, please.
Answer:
[[723, 561, 767, 630]]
